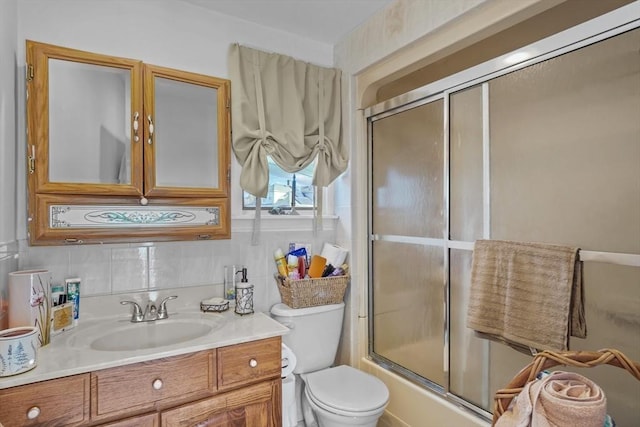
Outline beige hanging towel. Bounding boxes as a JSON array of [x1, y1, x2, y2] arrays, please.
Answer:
[[467, 240, 585, 353]]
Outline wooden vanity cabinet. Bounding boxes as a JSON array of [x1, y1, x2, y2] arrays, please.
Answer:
[[0, 373, 90, 426], [161, 378, 281, 427], [0, 337, 282, 427], [217, 334, 282, 391], [90, 350, 216, 422]]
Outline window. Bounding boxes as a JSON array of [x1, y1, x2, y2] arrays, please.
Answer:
[[242, 157, 316, 212]]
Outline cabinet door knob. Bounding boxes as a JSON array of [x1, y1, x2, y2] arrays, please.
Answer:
[[152, 378, 163, 390], [249, 358, 258, 368], [27, 406, 41, 420]]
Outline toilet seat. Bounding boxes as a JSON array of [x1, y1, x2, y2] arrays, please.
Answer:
[[304, 365, 389, 417]]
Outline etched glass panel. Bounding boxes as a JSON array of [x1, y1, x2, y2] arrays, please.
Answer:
[[449, 248, 487, 408], [371, 100, 444, 238], [372, 240, 445, 386], [50, 205, 219, 228], [489, 29, 640, 254], [450, 85, 484, 241]]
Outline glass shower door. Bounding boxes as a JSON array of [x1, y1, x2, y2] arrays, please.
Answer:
[[369, 99, 445, 387]]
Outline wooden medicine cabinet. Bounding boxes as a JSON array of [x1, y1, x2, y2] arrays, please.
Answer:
[[25, 41, 231, 245]]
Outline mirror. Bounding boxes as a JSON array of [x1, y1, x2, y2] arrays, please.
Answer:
[[153, 77, 219, 188], [49, 59, 132, 185]]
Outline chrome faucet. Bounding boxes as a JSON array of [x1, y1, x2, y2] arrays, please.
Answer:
[[157, 295, 177, 319], [121, 295, 178, 323], [120, 300, 144, 322]]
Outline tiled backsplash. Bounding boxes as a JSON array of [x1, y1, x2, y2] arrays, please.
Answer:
[[16, 229, 335, 313]]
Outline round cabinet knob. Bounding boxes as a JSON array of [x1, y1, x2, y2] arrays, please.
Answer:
[[152, 378, 163, 390], [249, 358, 258, 368], [27, 406, 41, 420], [140, 197, 149, 206]]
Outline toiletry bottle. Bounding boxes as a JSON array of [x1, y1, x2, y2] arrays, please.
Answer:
[[235, 267, 254, 315], [298, 256, 306, 278], [287, 255, 300, 280], [65, 277, 81, 326], [274, 248, 288, 277], [224, 266, 236, 303], [308, 255, 327, 278]]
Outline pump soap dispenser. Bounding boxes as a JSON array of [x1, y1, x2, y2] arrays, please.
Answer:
[[235, 267, 254, 315]]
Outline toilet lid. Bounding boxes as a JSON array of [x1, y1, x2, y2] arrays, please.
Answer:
[[304, 365, 389, 414]]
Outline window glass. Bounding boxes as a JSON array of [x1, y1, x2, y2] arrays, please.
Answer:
[[243, 157, 316, 211]]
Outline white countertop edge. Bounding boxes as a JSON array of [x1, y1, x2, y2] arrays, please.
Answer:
[[0, 311, 289, 390]]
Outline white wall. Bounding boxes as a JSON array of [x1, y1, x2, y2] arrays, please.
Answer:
[[0, 0, 19, 330], [1, 0, 18, 245], [12, 0, 337, 315]]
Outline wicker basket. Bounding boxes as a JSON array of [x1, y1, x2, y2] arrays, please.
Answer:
[[492, 348, 640, 426], [275, 274, 349, 309]]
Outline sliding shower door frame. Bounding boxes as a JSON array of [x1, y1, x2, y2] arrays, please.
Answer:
[[367, 91, 449, 395], [366, 5, 640, 421]]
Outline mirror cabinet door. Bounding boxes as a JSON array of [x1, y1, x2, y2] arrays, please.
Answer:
[[143, 64, 230, 198], [26, 40, 144, 196]]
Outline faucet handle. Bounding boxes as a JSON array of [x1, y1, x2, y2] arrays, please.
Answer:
[[157, 295, 178, 319], [121, 300, 144, 322]]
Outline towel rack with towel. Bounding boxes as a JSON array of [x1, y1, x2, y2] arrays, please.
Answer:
[[466, 240, 586, 353]]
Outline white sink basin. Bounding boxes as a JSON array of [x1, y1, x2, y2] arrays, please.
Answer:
[[68, 313, 224, 352]]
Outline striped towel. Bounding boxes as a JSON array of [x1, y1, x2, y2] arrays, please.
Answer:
[[467, 240, 585, 353]]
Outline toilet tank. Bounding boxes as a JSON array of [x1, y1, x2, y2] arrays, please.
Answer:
[[271, 302, 344, 374]]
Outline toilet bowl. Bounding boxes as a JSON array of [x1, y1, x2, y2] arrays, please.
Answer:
[[302, 365, 389, 427], [270, 302, 389, 426]]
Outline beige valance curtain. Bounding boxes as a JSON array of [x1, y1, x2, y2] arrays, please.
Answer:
[[229, 44, 347, 200]]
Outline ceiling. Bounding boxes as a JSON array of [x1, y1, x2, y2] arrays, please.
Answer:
[[180, 0, 393, 45]]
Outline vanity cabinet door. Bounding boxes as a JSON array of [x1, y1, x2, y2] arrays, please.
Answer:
[[91, 350, 215, 422], [142, 64, 231, 199], [26, 40, 144, 197], [217, 337, 281, 391], [0, 373, 90, 426], [160, 378, 281, 427]]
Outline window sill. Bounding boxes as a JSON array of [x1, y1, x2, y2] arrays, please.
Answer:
[[231, 214, 338, 232]]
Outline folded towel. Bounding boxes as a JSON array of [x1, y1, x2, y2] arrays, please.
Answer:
[[495, 371, 607, 427], [467, 240, 585, 352]]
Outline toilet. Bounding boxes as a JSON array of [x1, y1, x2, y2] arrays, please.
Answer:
[[271, 302, 389, 427]]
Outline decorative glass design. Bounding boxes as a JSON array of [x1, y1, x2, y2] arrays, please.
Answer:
[[50, 205, 219, 228]]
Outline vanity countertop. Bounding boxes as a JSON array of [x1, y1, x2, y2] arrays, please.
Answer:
[[0, 309, 289, 390]]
